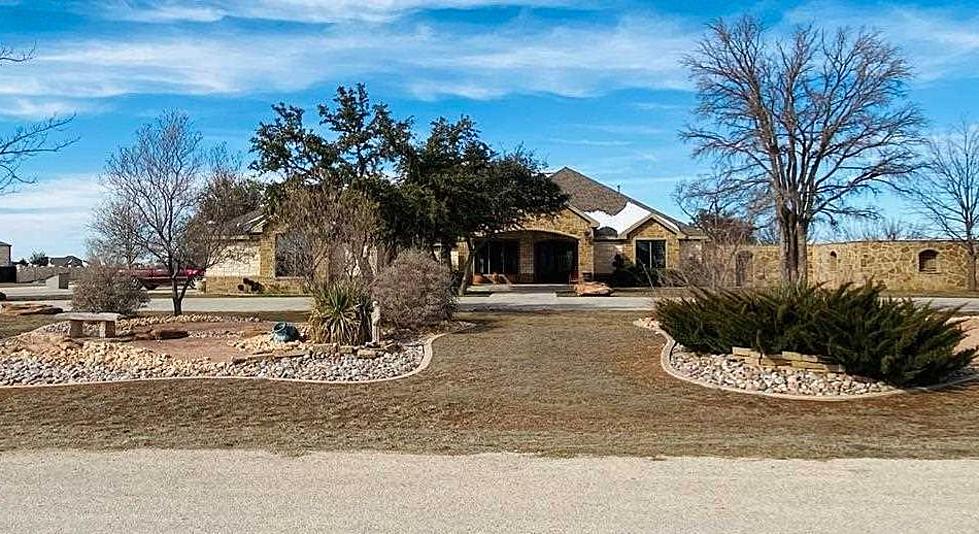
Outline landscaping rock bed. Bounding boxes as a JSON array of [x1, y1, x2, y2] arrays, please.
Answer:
[[636, 317, 979, 398], [0, 317, 464, 386], [669, 349, 896, 396]]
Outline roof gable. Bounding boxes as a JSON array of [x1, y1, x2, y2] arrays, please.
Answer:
[[548, 167, 701, 238]]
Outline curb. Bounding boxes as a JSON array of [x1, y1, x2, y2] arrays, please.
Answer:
[[0, 325, 474, 391], [637, 320, 979, 402]]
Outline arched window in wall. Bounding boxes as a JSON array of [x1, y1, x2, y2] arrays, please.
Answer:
[[918, 249, 939, 274], [828, 251, 839, 271]]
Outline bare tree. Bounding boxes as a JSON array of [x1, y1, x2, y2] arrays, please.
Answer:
[[0, 45, 75, 194], [88, 199, 144, 268], [673, 175, 761, 288], [831, 216, 927, 242], [682, 17, 923, 284], [98, 111, 253, 315], [904, 122, 979, 290], [272, 181, 379, 290]]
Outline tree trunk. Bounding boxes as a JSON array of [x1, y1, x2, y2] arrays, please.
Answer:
[[170, 278, 183, 316], [797, 223, 809, 286], [777, 213, 808, 285], [456, 238, 484, 297], [439, 239, 454, 269], [969, 250, 978, 292]]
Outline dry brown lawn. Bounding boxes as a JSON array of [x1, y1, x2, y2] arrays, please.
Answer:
[[1, 311, 979, 458]]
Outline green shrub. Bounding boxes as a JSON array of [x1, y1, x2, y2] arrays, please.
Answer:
[[372, 249, 456, 330], [657, 283, 976, 386], [308, 281, 372, 345], [70, 264, 149, 315]]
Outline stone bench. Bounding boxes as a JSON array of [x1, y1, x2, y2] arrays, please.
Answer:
[[57, 312, 122, 339]]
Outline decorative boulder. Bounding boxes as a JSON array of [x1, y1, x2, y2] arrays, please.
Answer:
[[574, 282, 614, 297]]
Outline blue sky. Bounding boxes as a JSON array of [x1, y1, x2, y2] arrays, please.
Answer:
[[1, 0, 978, 256]]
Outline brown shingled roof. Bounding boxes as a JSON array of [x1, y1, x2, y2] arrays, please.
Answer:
[[548, 167, 700, 236], [550, 167, 629, 214]]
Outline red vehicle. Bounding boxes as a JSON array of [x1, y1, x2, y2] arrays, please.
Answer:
[[131, 267, 205, 290]]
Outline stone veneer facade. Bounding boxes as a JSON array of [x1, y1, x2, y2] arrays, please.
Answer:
[[739, 240, 971, 292], [205, 231, 305, 295], [206, 206, 703, 292]]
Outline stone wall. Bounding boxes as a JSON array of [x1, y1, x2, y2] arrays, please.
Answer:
[[741, 240, 970, 292], [16, 265, 87, 283]]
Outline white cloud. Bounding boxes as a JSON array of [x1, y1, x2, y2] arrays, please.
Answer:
[[0, 15, 696, 102], [99, 0, 571, 24], [0, 97, 101, 119], [785, 2, 979, 83], [0, 174, 103, 256]]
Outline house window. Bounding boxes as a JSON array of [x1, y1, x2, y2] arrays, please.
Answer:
[[828, 251, 839, 271], [635, 239, 667, 270], [918, 250, 939, 273], [275, 233, 308, 277], [475, 240, 519, 275]]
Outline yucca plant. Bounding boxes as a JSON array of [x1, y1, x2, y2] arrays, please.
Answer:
[[308, 281, 372, 345], [657, 282, 976, 386]]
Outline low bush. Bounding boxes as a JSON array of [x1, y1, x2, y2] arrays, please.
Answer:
[[70, 264, 149, 315], [657, 283, 976, 386], [308, 281, 372, 345], [372, 249, 456, 330]]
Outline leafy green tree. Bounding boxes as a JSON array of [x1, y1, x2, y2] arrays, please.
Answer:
[[252, 84, 411, 193], [252, 86, 567, 294], [28, 250, 48, 266], [396, 117, 568, 293]]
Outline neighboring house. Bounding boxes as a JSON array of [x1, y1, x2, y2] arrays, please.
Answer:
[[205, 167, 705, 293], [456, 167, 705, 283], [49, 255, 85, 268], [0, 241, 10, 267]]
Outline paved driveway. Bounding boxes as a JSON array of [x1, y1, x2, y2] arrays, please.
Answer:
[[2, 450, 977, 533]]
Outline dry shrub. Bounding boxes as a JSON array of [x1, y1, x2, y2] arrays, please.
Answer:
[[71, 264, 149, 315], [373, 249, 456, 330]]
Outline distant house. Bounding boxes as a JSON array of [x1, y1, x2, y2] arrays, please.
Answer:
[[48, 255, 85, 268], [0, 241, 10, 267]]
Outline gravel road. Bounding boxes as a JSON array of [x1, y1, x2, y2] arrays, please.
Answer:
[[2, 450, 977, 533]]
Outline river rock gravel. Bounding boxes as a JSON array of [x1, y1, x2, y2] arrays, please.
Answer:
[[0, 317, 437, 386], [636, 317, 979, 398]]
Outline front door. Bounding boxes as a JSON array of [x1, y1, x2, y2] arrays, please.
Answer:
[[534, 239, 577, 283]]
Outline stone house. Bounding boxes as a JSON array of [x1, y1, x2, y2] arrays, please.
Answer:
[[455, 167, 706, 284], [0, 241, 10, 267], [205, 167, 705, 293]]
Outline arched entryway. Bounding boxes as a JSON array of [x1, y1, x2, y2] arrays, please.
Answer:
[[534, 237, 578, 283], [473, 230, 584, 284]]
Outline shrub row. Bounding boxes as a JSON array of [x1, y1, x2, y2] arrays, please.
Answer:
[[657, 283, 975, 386]]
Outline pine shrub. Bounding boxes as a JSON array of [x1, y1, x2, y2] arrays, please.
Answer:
[[372, 249, 456, 330], [657, 283, 976, 386], [70, 264, 149, 316]]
